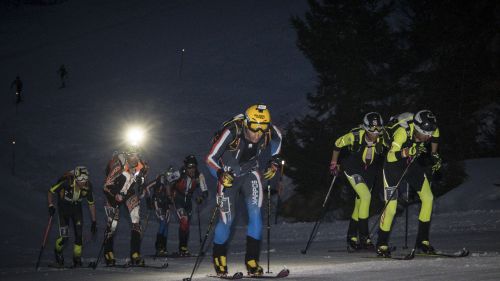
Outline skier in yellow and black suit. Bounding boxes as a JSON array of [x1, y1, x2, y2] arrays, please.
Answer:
[[47, 166, 97, 267], [376, 110, 442, 257], [330, 112, 386, 251]]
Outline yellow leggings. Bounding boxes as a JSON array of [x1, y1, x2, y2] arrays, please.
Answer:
[[345, 173, 371, 221], [380, 176, 433, 232]]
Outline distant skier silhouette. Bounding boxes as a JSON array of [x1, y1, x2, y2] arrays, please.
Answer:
[[58, 64, 68, 89], [10, 75, 23, 104]]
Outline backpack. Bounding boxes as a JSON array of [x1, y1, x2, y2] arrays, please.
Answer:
[[384, 112, 414, 146]]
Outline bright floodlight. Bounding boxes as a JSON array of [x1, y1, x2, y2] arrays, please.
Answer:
[[126, 127, 145, 146]]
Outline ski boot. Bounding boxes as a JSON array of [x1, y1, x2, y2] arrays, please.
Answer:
[[376, 245, 392, 258], [73, 256, 83, 267], [417, 241, 436, 254], [156, 248, 168, 257], [213, 255, 228, 277], [131, 252, 145, 266], [347, 236, 361, 251], [104, 251, 116, 266], [54, 249, 64, 266], [179, 246, 191, 257], [360, 236, 375, 250], [246, 259, 263, 277]]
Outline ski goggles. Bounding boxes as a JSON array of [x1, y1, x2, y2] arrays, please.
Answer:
[[74, 166, 89, 182], [246, 121, 270, 133], [364, 125, 383, 134], [414, 124, 434, 136]]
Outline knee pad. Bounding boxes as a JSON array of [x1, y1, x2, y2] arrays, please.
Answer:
[[130, 205, 140, 224], [59, 225, 69, 238], [217, 195, 232, 224]]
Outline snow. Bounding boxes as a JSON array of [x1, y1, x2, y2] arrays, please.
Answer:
[[1, 1, 500, 280]]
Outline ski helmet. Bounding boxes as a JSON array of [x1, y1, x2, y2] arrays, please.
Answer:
[[244, 104, 271, 132], [74, 166, 89, 182], [165, 166, 180, 183], [414, 110, 437, 136], [362, 112, 384, 133], [184, 155, 198, 168]]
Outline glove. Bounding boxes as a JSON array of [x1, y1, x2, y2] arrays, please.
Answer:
[[402, 145, 426, 158], [218, 170, 234, 188], [48, 205, 56, 216], [155, 208, 164, 220], [263, 164, 278, 180], [115, 193, 124, 203], [431, 153, 442, 173], [90, 221, 97, 235], [329, 161, 340, 176], [135, 175, 145, 186], [195, 196, 204, 205], [401, 147, 416, 158]]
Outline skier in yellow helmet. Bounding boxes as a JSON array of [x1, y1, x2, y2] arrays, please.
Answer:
[[206, 104, 283, 277]]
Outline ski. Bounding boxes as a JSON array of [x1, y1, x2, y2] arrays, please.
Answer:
[[207, 272, 244, 280], [415, 248, 469, 258], [113, 262, 169, 269], [165, 252, 199, 258], [48, 263, 77, 269], [328, 245, 395, 253], [242, 268, 290, 279], [363, 248, 469, 260]]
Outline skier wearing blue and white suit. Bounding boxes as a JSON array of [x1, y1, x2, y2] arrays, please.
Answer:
[[206, 104, 282, 277]]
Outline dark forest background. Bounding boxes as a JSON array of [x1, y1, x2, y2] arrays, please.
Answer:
[[281, 0, 500, 221]]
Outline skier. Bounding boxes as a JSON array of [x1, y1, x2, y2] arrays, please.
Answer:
[[330, 112, 386, 250], [103, 147, 149, 266], [58, 64, 67, 88], [376, 110, 442, 257], [144, 166, 180, 256], [47, 166, 97, 267], [206, 104, 283, 277], [10, 75, 23, 104], [168, 155, 209, 256]]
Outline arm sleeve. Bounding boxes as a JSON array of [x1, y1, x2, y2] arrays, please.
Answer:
[[205, 128, 234, 178], [431, 127, 440, 143], [198, 173, 208, 192], [86, 182, 95, 205], [270, 125, 283, 156], [49, 180, 64, 194], [387, 127, 408, 163], [334, 132, 354, 151]]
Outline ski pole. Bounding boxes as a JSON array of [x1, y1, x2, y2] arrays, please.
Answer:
[[266, 181, 272, 274], [403, 180, 434, 260], [404, 182, 409, 249], [369, 157, 415, 238], [301, 175, 337, 255], [90, 204, 118, 269], [275, 161, 285, 225], [197, 204, 202, 245], [183, 199, 222, 281], [35, 215, 54, 270], [404, 203, 409, 249]]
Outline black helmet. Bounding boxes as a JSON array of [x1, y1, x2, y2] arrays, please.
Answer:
[[184, 155, 198, 168], [414, 110, 437, 136], [362, 112, 384, 133]]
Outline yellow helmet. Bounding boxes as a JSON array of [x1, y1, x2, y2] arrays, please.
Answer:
[[244, 104, 271, 132]]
